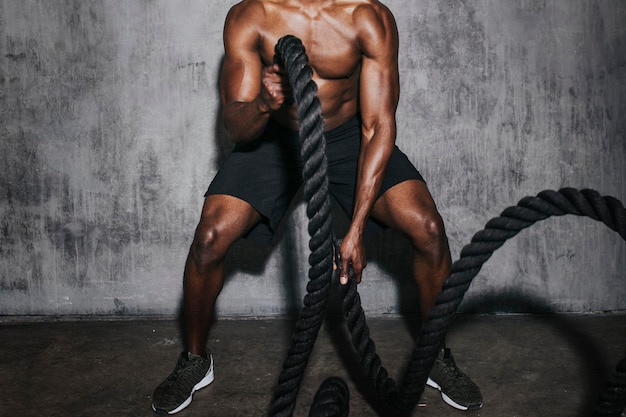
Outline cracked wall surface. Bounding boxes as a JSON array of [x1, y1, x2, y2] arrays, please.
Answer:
[[1, 0, 624, 316]]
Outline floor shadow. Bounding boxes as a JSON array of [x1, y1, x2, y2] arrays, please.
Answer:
[[318, 227, 620, 417], [322, 282, 620, 416], [459, 293, 615, 417]]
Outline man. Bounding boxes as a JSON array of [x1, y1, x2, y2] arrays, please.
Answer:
[[152, 0, 482, 414]]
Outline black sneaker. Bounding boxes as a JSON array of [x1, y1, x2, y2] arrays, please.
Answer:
[[152, 352, 214, 414], [426, 348, 483, 411]]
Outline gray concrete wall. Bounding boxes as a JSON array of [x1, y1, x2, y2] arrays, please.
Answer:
[[1, 0, 624, 317]]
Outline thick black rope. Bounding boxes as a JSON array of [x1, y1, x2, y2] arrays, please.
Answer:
[[308, 378, 350, 417], [594, 357, 626, 417], [269, 35, 335, 417], [339, 187, 626, 412], [269, 34, 626, 416]]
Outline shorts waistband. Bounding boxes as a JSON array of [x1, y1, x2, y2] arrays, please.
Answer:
[[324, 116, 360, 141], [265, 115, 360, 143]]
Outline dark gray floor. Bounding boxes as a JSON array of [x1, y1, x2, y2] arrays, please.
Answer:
[[0, 313, 625, 417]]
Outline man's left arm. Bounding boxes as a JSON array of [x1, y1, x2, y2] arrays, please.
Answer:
[[339, 4, 400, 284]]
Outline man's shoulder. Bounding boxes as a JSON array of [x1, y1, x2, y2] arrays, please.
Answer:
[[351, 0, 394, 20], [225, 0, 395, 34], [226, 0, 268, 22], [229, 0, 391, 14]]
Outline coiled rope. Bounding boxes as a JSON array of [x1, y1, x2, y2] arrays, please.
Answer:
[[338, 188, 626, 415], [269, 35, 626, 416]]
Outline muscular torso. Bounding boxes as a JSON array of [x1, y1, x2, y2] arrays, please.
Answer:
[[242, 0, 371, 130], [222, 0, 401, 276]]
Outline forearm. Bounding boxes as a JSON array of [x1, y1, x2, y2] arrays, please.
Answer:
[[349, 131, 395, 237], [222, 96, 272, 145]]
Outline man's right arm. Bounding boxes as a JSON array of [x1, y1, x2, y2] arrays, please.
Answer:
[[220, 4, 286, 145]]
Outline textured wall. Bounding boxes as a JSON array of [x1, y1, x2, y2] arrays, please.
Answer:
[[0, 0, 624, 316]]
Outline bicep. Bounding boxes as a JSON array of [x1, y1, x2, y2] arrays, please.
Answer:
[[220, 54, 263, 106], [359, 56, 399, 130], [219, 8, 263, 106], [357, 6, 399, 134]]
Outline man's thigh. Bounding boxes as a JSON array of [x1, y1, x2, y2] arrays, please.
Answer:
[[196, 194, 263, 245], [371, 179, 442, 233]]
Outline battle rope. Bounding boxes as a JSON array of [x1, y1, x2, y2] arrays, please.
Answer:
[[594, 357, 626, 416], [307, 377, 350, 417], [269, 35, 626, 416], [338, 188, 626, 414], [269, 35, 335, 417]]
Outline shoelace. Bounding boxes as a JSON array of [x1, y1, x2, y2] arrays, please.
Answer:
[[164, 357, 198, 385], [440, 355, 462, 379]]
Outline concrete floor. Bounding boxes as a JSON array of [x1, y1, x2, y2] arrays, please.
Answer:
[[0, 313, 625, 417]]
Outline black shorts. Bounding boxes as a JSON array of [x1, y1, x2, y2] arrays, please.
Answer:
[[206, 117, 424, 242]]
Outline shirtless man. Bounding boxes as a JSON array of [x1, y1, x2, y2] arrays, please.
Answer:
[[152, 0, 482, 413]]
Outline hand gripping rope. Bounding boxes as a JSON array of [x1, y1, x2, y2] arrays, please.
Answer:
[[269, 35, 626, 417]]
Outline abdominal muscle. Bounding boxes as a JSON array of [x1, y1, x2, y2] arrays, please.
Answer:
[[270, 75, 360, 132]]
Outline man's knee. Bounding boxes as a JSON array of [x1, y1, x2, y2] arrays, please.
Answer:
[[189, 222, 229, 267], [409, 210, 448, 253], [189, 195, 261, 267]]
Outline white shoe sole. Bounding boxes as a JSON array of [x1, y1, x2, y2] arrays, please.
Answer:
[[153, 356, 215, 415], [427, 377, 478, 411]]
